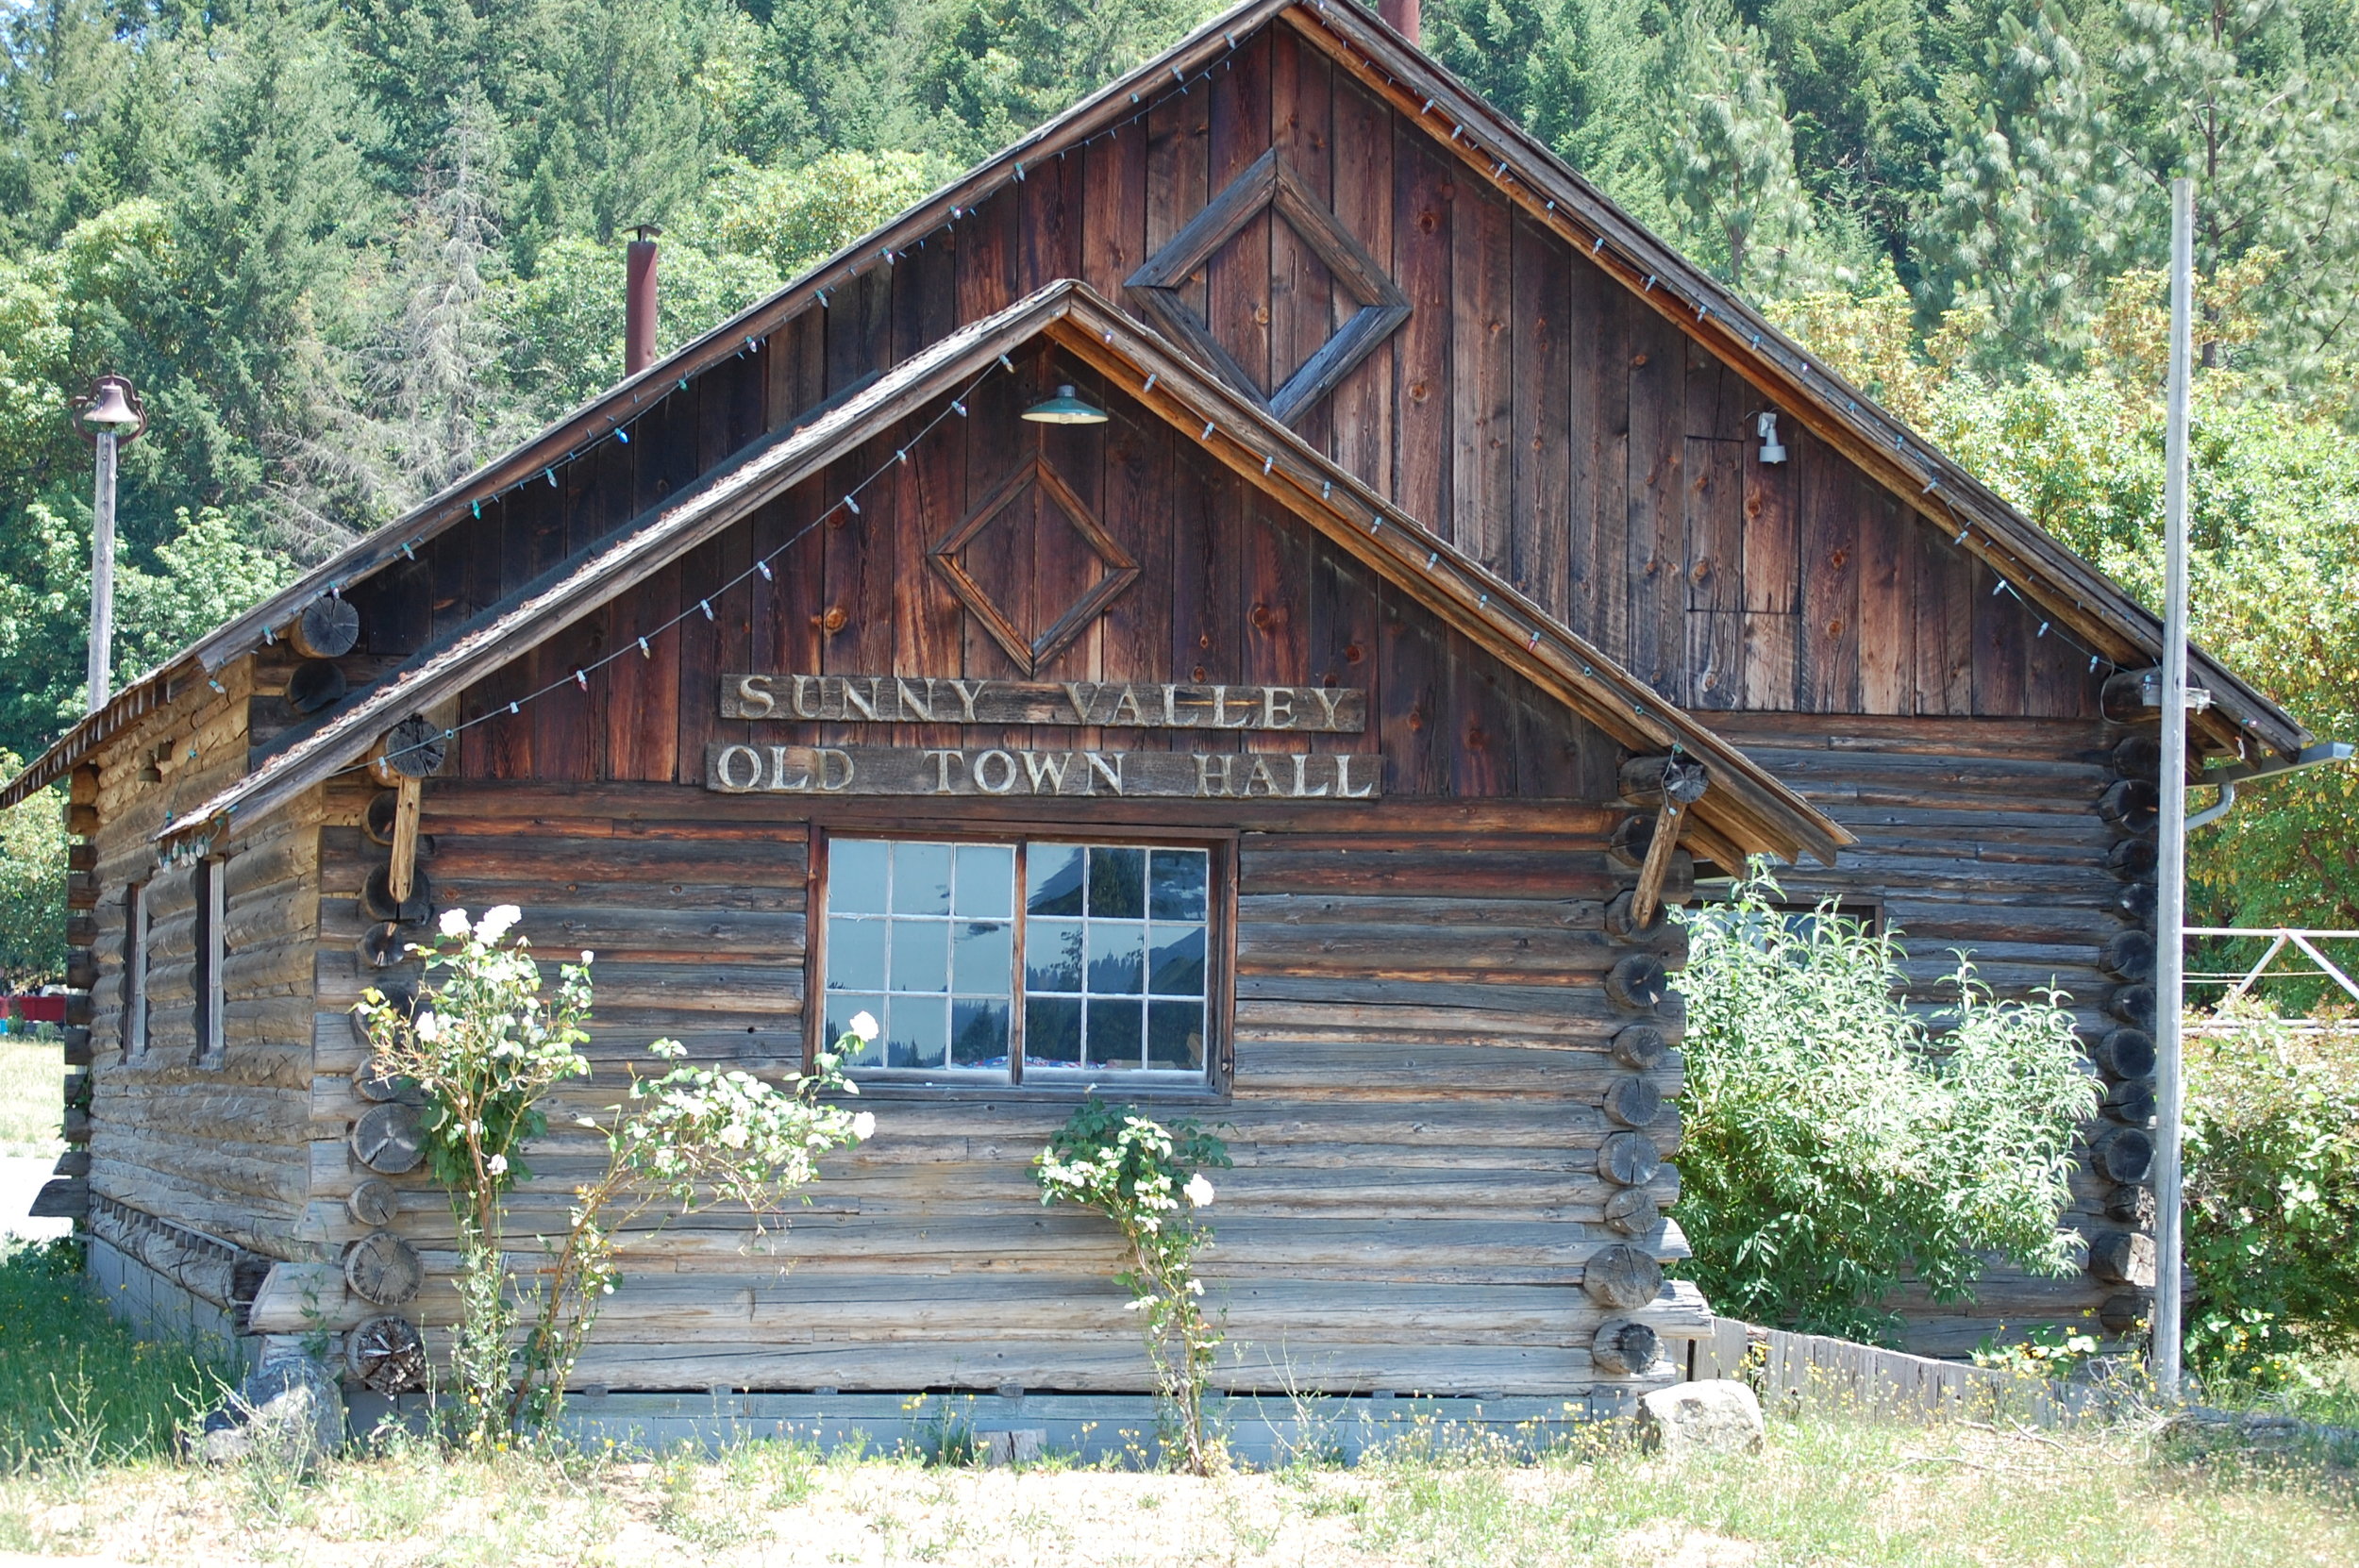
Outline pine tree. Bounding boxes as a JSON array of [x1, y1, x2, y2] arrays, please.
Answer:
[[1655, 4, 1824, 296], [2109, 0, 2359, 381], [1914, 2, 2137, 368]]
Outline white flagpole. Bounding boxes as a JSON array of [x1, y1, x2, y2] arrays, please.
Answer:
[[2152, 175, 2195, 1401]]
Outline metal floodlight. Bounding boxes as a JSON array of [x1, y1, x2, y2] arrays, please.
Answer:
[[1021, 384, 1109, 425]]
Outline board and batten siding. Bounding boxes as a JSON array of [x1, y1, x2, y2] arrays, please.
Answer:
[[302, 779, 1697, 1396], [328, 19, 2094, 745]]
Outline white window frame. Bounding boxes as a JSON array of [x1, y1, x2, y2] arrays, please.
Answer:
[[123, 880, 149, 1059], [815, 833, 1221, 1089], [195, 856, 226, 1066]]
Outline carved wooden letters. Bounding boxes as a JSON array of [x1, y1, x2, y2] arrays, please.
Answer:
[[708, 673, 1380, 802], [706, 743, 1379, 799], [722, 674, 1366, 731]]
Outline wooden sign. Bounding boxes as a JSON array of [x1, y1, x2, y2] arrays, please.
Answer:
[[722, 674, 1364, 731], [706, 742, 1380, 800]]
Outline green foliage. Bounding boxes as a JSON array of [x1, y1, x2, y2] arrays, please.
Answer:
[[703, 150, 946, 281], [1652, 3, 1827, 295], [491, 235, 783, 419], [0, 1236, 234, 1471], [2183, 1011, 2359, 1390], [1671, 870, 2100, 1343], [0, 750, 63, 989], [1034, 1097, 1230, 1473], [357, 906, 874, 1443]]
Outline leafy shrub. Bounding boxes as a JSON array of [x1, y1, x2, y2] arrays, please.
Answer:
[[2184, 1009, 2359, 1390], [1672, 871, 2100, 1343], [1035, 1098, 1230, 1473], [357, 906, 875, 1443]]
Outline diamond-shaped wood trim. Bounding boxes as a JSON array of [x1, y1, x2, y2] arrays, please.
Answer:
[[1125, 148, 1410, 425], [929, 454, 1141, 676]]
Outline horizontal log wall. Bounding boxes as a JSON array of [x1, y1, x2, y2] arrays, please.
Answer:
[[1710, 711, 2150, 1357], [307, 781, 1696, 1397], [81, 661, 320, 1259]]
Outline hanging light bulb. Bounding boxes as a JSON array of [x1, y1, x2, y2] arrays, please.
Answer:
[[1020, 384, 1108, 425]]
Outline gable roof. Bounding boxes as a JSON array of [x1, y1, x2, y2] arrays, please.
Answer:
[[151, 279, 1850, 868], [1, 0, 2306, 809]]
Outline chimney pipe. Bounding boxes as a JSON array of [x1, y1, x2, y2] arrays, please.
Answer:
[[625, 225, 661, 377], [1380, 0, 1419, 42]]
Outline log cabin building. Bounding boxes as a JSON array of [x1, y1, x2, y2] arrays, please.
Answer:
[[3, 0, 2321, 1416]]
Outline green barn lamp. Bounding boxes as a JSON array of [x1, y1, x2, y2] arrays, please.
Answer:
[[1021, 384, 1108, 425]]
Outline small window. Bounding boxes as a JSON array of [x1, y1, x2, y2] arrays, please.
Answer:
[[123, 881, 149, 1059], [820, 837, 1214, 1083], [193, 857, 226, 1065]]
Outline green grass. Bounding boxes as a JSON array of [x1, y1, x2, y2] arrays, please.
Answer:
[[0, 1237, 235, 1471], [0, 1032, 63, 1158], [0, 1355, 2348, 1565], [1, 1232, 2351, 1564]]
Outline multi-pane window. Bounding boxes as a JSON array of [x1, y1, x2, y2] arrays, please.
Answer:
[[822, 838, 1213, 1081]]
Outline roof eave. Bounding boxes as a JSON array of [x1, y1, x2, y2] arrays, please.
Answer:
[[155, 280, 1848, 869]]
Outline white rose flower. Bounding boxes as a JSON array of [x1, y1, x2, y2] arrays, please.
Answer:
[[718, 1123, 749, 1149], [486, 1153, 509, 1176], [847, 1010, 880, 1043], [413, 1009, 440, 1043], [476, 905, 523, 944], [581, 951, 595, 965], [439, 908, 472, 939], [851, 1111, 876, 1141], [1184, 1174, 1215, 1209]]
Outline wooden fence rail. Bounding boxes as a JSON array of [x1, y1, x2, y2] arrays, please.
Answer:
[[1686, 1318, 2109, 1428]]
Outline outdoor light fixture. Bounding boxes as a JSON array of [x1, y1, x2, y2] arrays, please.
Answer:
[[1021, 384, 1108, 425], [1755, 410, 1787, 464]]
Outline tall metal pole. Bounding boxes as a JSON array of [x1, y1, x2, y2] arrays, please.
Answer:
[[2153, 176, 2195, 1402], [87, 426, 117, 714]]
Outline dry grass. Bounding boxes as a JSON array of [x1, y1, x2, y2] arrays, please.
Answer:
[[0, 1034, 62, 1159], [0, 1412, 2350, 1567]]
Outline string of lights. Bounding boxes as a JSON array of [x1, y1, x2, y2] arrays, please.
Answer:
[[1291, 0, 2189, 705], [414, 356, 1018, 762], [170, 2, 2220, 855], [159, 352, 1020, 861]]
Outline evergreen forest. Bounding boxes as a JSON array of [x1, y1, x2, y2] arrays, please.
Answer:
[[0, 0, 2355, 978]]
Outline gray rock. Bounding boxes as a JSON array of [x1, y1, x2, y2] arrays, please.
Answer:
[[1636, 1379, 1765, 1460], [196, 1357, 343, 1467], [2166, 1406, 2358, 1454]]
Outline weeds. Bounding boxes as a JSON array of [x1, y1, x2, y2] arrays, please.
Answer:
[[0, 1238, 233, 1471]]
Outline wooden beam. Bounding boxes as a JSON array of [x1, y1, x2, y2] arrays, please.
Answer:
[[1631, 762, 1708, 929], [387, 774, 423, 905]]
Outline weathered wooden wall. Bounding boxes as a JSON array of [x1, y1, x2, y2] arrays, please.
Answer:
[[298, 780, 1700, 1396], [445, 359, 1626, 807], [327, 17, 2093, 743], [79, 659, 319, 1259]]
